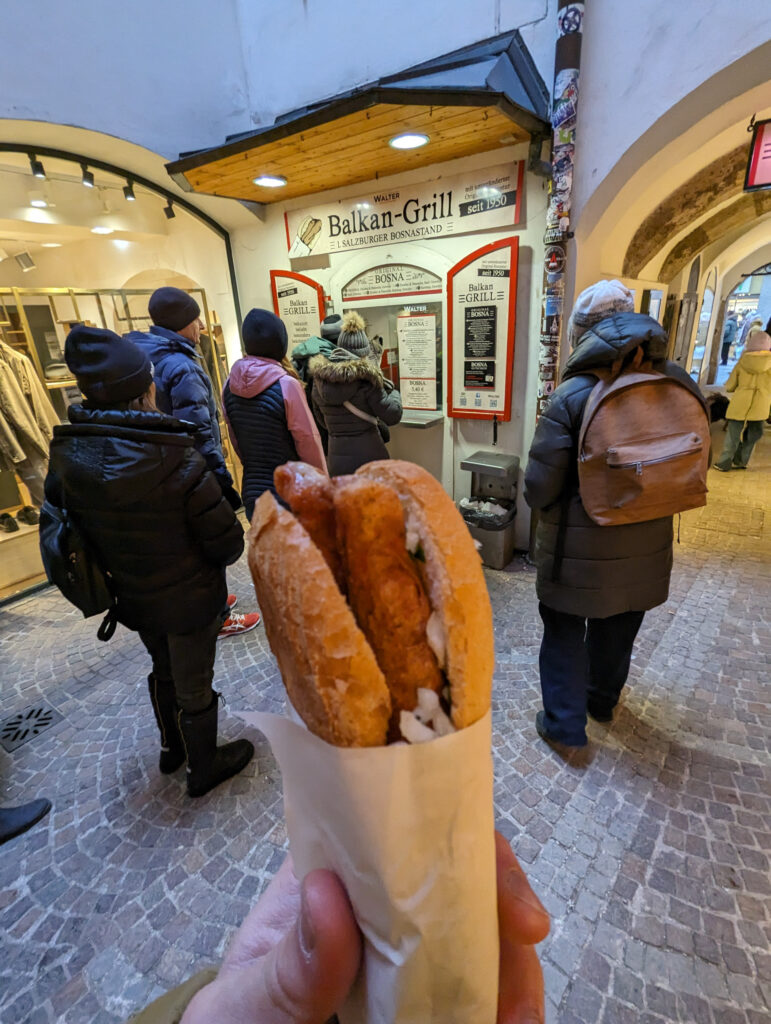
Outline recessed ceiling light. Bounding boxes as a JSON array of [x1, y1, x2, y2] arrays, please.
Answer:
[[41, 242, 61, 248], [253, 175, 287, 188], [112, 239, 131, 249], [389, 133, 430, 150], [28, 191, 47, 208], [91, 226, 114, 235]]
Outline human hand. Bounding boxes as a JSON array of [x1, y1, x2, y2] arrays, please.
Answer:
[[181, 833, 549, 1024]]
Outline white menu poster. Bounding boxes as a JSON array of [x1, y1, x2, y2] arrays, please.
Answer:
[[270, 270, 325, 352], [396, 314, 437, 410], [447, 238, 518, 420]]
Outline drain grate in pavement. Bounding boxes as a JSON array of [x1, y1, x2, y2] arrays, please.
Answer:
[[0, 702, 63, 752]]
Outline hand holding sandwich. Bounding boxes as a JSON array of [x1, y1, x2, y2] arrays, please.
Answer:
[[181, 835, 549, 1024]]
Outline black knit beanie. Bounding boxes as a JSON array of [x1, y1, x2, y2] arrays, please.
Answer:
[[65, 326, 153, 404], [148, 287, 201, 332], [242, 308, 288, 360]]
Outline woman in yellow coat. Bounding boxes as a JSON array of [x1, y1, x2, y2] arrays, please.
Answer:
[[714, 331, 771, 470]]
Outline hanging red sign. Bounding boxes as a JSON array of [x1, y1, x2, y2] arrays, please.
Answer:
[[447, 237, 518, 420], [270, 270, 326, 351], [745, 118, 771, 192]]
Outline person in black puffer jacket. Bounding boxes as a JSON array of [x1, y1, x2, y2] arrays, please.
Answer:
[[222, 309, 327, 520], [44, 326, 254, 798], [312, 311, 403, 476], [524, 281, 706, 749]]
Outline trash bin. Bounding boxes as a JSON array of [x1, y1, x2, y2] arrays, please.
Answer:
[[458, 451, 520, 570]]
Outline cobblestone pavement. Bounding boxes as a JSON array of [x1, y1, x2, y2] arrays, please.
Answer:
[[1, 431, 769, 1024]]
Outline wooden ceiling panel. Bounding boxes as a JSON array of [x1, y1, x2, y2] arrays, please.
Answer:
[[183, 103, 527, 203]]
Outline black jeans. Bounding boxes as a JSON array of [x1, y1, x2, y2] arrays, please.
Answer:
[[538, 602, 645, 745], [138, 613, 223, 714]]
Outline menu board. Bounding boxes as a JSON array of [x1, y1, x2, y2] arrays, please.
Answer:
[[447, 238, 518, 419], [270, 270, 325, 351], [396, 313, 437, 410]]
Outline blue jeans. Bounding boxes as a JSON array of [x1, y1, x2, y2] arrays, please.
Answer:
[[715, 419, 765, 470], [538, 603, 645, 745]]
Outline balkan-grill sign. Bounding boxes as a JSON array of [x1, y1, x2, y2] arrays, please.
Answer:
[[285, 163, 524, 257], [270, 270, 325, 351], [447, 238, 518, 420]]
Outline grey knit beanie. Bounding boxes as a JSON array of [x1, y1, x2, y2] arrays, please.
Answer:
[[320, 314, 342, 342], [567, 279, 635, 348], [334, 311, 370, 358]]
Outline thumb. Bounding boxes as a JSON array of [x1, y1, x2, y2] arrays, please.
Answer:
[[192, 870, 362, 1024]]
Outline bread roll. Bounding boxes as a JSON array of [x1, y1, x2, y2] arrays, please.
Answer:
[[248, 491, 391, 747]]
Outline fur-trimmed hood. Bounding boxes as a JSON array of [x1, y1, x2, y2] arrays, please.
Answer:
[[312, 353, 385, 387]]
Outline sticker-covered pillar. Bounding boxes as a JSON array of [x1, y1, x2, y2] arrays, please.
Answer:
[[536, 0, 585, 416]]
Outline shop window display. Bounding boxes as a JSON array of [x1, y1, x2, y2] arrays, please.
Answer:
[[0, 286, 232, 601]]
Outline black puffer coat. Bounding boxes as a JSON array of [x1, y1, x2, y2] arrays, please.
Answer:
[[524, 313, 706, 618], [45, 407, 244, 633], [312, 355, 403, 475]]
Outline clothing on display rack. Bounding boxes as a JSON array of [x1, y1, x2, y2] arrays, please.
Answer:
[[0, 341, 60, 507]]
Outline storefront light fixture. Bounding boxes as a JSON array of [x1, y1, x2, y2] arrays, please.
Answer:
[[112, 239, 131, 250], [28, 191, 48, 208], [41, 242, 61, 248], [91, 225, 114, 235], [28, 153, 46, 179], [163, 200, 176, 219], [81, 164, 95, 188], [388, 132, 430, 150], [252, 174, 287, 188], [123, 181, 136, 201]]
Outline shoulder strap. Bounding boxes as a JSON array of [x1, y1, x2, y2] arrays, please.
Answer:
[[343, 400, 379, 426]]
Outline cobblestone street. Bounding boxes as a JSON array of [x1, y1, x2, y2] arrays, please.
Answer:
[[1, 432, 769, 1024]]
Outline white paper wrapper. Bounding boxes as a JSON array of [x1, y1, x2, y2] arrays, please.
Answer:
[[240, 708, 498, 1024]]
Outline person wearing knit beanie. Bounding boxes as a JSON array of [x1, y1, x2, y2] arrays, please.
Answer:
[[331, 312, 372, 360], [241, 308, 288, 360], [320, 314, 342, 343], [567, 280, 635, 349], [65, 325, 153, 405], [222, 309, 326, 519], [148, 287, 201, 333], [746, 330, 771, 353]]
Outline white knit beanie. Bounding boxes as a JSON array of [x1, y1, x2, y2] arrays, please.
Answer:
[[567, 279, 635, 348]]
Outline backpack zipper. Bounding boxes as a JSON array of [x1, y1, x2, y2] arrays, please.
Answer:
[[607, 448, 699, 474]]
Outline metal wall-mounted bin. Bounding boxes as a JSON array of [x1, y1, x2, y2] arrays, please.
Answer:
[[459, 450, 520, 570]]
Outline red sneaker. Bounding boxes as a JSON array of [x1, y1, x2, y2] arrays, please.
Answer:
[[218, 612, 261, 640], [226, 594, 238, 611]]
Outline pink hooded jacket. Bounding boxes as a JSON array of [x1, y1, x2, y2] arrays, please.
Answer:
[[223, 356, 326, 474]]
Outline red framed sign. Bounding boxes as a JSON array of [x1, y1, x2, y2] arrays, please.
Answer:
[[745, 118, 771, 192], [447, 237, 518, 420], [270, 270, 326, 350]]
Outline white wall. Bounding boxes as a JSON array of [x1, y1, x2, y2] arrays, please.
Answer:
[[0, 1, 556, 161], [232, 144, 547, 548]]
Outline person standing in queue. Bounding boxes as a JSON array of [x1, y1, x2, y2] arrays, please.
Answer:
[[130, 287, 259, 639], [311, 311, 402, 476], [222, 309, 327, 520], [44, 327, 254, 797]]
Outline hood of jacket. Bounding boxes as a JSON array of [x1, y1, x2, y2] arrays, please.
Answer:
[[737, 350, 771, 375], [563, 313, 668, 381], [292, 336, 336, 362], [228, 355, 286, 398], [53, 406, 194, 507], [312, 353, 384, 387], [126, 325, 199, 364]]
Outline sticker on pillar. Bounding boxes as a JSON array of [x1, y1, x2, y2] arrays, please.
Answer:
[[558, 3, 584, 35], [552, 69, 579, 129], [544, 245, 566, 274], [538, 381, 555, 398], [447, 237, 518, 420]]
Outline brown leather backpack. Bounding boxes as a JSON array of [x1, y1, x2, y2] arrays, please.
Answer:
[[577, 351, 710, 525]]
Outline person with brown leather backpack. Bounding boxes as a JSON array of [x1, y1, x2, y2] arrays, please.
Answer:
[[524, 281, 709, 749]]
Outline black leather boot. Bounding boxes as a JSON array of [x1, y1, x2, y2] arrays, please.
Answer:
[[178, 693, 254, 798], [147, 674, 185, 773], [0, 798, 52, 845]]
